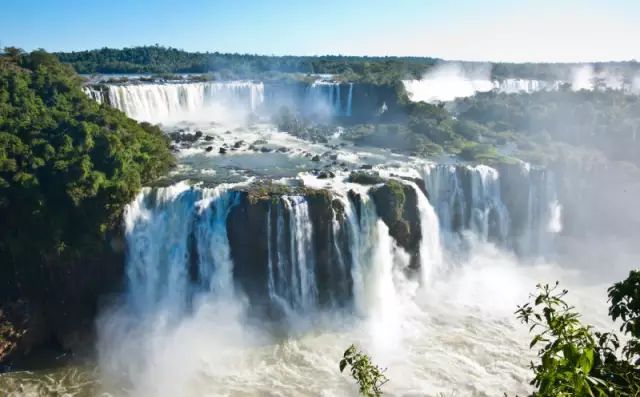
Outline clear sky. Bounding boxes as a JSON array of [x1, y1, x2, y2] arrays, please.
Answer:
[[1, 0, 639, 62]]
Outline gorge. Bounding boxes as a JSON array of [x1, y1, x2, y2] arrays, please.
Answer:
[[2, 50, 639, 396]]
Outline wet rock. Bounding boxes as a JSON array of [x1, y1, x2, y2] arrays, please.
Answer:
[[317, 171, 336, 179], [204, 135, 215, 142], [360, 164, 374, 170], [205, 146, 213, 152], [277, 147, 289, 153], [311, 155, 321, 162], [233, 140, 244, 149], [169, 131, 201, 143], [260, 147, 273, 153], [348, 171, 384, 185], [370, 180, 421, 269], [219, 147, 227, 154]]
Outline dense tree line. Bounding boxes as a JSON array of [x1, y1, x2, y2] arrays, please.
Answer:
[[454, 89, 640, 166], [55, 46, 640, 84], [0, 48, 174, 300], [55, 46, 438, 84]]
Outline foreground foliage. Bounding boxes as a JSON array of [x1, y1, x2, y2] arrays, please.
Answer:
[[340, 344, 388, 397], [517, 271, 640, 396], [0, 48, 174, 300]]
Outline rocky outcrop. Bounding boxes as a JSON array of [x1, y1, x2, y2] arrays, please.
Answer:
[[226, 183, 353, 312], [370, 180, 422, 268]]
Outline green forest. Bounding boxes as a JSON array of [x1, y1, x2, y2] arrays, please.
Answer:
[[0, 48, 174, 301], [55, 45, 640, 82], [1, 47, 639, 396]]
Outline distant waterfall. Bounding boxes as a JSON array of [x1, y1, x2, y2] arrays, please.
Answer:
[[423, 164, 509, 248], [86, 81, 265, 123], [346, 83, 354, 116], [515, 165, 563, 256], [402, 78, 562, 102], [422, 163, 560, 257], [493, 79, 562, 94], [85, 80, 356, 122], [305, 81, 354, 117]]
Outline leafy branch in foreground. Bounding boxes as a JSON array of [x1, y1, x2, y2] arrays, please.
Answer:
[[517, 272, 640, 396], [340, 344, 388, 397]]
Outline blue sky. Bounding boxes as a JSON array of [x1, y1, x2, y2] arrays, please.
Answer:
[[2, 0, 639, 62]]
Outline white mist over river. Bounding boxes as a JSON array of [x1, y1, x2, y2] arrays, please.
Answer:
[[1, 80, 629, 397], [402, 63, 640, 103]]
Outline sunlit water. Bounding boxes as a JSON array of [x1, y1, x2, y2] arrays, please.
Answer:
[[0, 114, 620, 396], [1, 252, 611, 396]]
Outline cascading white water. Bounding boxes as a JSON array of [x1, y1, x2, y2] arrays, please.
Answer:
[[91, 81, 265, 123], [517, 165, 563, 257], [468, 165, 510, 242], [422, 162, 562, 259], [306, 81, 353, 117], [123, 182, 240, 313], [278, 196, 318, 311], [404, 180, 444, 284], [44, 165, 582, 397], [402, 78, 564, 103], [346, 83, 354, 117], [84, 80, 357, 122], [494, 78, 562, 94], [82, 86, 105, 103], [423, 164, 509, 250]]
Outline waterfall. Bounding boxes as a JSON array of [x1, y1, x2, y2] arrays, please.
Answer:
[[404, 180, 443, 284], [422, 163, 561, 258], [307, 81, 352, 116], [336, 192, 400, 320], [515, 166, 563, 256], [423, 164, 508, 248], [85, 80, 359, 120], [123, 182, 240, 313], [87, 81, 265, 123], [494, 79, 561, 94], [121, 163, 562, 321], [346, 83, 354, 116], [82, 86, 105, 103], [402, 78, 562, 102], [468, 165, 510, 243], [287, 196, 318, 309]]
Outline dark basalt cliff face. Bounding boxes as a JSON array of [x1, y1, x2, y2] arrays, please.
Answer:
[[370, 180, 422, 269], [225, 179, 427, 312], [226, 187, 354, 314], [0, 236, 125, 366]]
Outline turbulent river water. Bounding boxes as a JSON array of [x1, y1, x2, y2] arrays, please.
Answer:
[[1, 81, 628, 396]]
